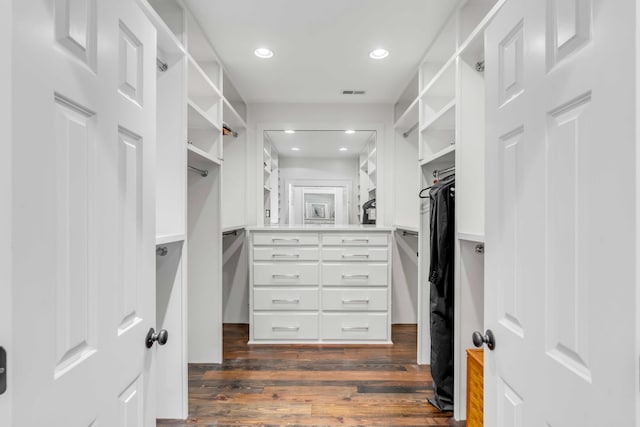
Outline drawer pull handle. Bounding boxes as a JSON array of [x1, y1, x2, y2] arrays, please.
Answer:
[[272, 298, 300, 304], [272, 253, 300, 258], [342, 299, 370, 304], [342, 254, 369, 258], [342, 326, 369, 332], [342, 274, 369, 279], [272, 238, 300, 242], [272, 326, 300, 332], [342, 238, 369, 243], [272, 274, 300, 279]]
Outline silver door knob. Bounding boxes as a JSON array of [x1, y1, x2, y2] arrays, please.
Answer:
[[472, 329, 495, 350], [145, 328, 169, 348]]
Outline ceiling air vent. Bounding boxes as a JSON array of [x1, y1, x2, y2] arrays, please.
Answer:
[[342, 90, 366, 95]]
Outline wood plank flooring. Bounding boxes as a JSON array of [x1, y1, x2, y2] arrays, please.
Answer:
[[157, 324, 465, 427]]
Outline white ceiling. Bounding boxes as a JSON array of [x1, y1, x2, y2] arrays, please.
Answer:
[[266, 130, 374, 159], [185, 0, 459, 103]]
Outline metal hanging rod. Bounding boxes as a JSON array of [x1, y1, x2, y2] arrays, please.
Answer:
[[403, 122, 419, 138], [156, 58, 168, 72], [188, 165, 208, 177], [402, 230, 418, 237], [223, 230, 238, 237], [432, 165, 455, 178], [223, 124, 238, 138]]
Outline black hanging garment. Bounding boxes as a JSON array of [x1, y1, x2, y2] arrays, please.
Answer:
[[427, 175, 455, 411]]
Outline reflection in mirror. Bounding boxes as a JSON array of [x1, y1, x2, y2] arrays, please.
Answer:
[[264, 130, 377, 225]]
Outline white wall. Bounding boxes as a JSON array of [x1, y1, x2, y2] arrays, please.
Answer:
[[279, 157, 359, 224], [222, 230, 249, 323], [222, 131, 247, 229]]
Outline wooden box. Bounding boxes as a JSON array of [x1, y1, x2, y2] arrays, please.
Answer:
[[466, 348, 484, 427]]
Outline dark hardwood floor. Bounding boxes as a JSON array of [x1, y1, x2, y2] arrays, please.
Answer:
[[157, 324, 465, 427]]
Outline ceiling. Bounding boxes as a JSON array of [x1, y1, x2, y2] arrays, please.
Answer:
[[266, 130, 374, 159], [185, 0, 459, 104]]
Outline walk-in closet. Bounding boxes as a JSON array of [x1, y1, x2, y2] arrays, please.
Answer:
[[6, 0, 639, 426]]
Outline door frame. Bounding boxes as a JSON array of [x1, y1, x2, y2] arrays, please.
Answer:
[[0, 0, 12, 423]]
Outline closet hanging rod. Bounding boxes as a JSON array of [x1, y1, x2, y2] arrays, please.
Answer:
[[403, 122, 419, 138], [188, 165, 208, 177], [402, 230, 418, 237], [156, 58, 168, 72], [432, 165, 455, 178], [222, 230, 238, 237], [223, 124, 238, 138]]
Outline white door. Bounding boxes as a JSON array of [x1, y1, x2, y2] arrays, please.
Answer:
[[0, 0, 12, 425], [485, 0, 637, 426], [12, 0, 157, 426]]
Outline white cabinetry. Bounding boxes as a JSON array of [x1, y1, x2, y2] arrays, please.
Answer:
[[249, 228, 393, 344], [144, 0, 250, 401], [391, 0, 506, 420]]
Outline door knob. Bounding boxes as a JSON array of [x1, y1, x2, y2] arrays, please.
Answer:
[[472, 329, 495, 350], [145, 328, 169, 348]]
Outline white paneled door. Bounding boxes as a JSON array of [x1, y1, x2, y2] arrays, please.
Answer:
[[11, 0, 157, 426], [485, 0, 636, 426]]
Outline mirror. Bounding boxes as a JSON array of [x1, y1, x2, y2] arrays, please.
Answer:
[[263, 130, 377, 225]]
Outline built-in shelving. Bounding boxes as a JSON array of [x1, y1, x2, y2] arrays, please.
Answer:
[[187, 144, 222, 166]]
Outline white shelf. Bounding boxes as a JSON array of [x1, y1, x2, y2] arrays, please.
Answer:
[[222, 225, 246, 234], [458, 232, 485, 243], [368, 186, 377, 192], [187, 55, 222, 104], [395, 225, 419, 234], [264, 185, 271, 191], [139, 1, 185, 58], [223, 98, 248, 130], [419, 55, 457, 99], [419, 145, 456, 166], [393, 98, 419, 134], [187, 144, 221, 166], [156, 233, 186, 245], [368, 165, 377, 176], [369, 147, 377, 159], [420, 99, 456, 132], [187, 100, 221, 132]]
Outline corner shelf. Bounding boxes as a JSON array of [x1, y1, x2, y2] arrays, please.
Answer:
[[156, 233, 186, 246], [420, 99, 456, 132], [187, 100, 221, 132], [187, 144, 221, 166], [419, 145, 456, 167]]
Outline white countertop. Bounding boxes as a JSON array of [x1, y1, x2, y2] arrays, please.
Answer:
[[246, 224, 395, 232]]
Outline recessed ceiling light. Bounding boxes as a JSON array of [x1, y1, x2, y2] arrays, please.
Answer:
[[254, 48, 274, 59], [369, 48, 389, 59], [339, 147, 348, 151], [291, 147, 300, 151], [345, 130, 356, 134], [284, 130, 295, 134]]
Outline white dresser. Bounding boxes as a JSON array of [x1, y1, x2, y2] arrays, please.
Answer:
[[248, 226, 394, 344]]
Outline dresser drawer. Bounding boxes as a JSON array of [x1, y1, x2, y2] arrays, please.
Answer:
[[322, 247, 388, 262], [253, 313, 319, 340], [253, 233, 319, 246], [254, 263, 318, 286], [322, 313, 388, 340], [254, 247, 319, 261], [322, 233, 388, 246], [322, 263, 388, 286], [254, 288, 319, 311], [322, 289, 388, 311]]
